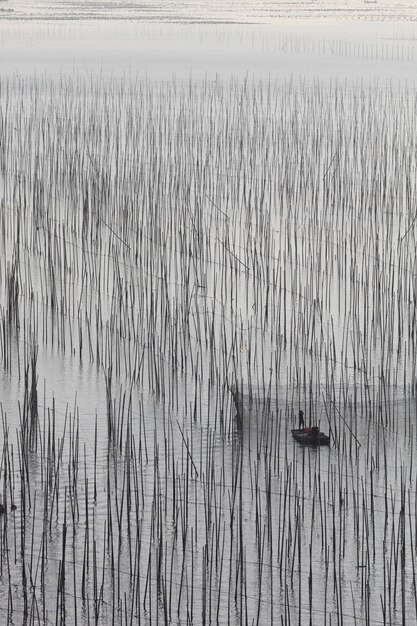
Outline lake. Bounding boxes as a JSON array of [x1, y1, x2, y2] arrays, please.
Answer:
[[0, 3, 417, 625]]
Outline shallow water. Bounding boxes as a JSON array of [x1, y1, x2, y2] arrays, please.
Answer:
[[1, 20, 417, 81], [1, 0, 417, 22], [1, 10, 417, 626]]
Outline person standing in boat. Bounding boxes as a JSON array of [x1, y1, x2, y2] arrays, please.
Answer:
[[298, 410, 305, 429]]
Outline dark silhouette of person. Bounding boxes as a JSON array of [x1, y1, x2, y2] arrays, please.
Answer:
[[299, 410, 305, 429]]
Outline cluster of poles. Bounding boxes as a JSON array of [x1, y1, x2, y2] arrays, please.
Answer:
[[0, 72, 416, 624]]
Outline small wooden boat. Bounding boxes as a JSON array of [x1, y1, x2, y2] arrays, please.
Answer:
[[291, 426, 330, 446]]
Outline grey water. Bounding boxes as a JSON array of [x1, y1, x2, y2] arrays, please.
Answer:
[[1, 1, 417, 625]]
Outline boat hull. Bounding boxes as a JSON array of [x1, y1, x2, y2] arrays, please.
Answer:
[[291, 428, 330, 446]]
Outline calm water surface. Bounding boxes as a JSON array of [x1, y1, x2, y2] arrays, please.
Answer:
[[0, 4, 416, 625], [1, 0, 417, 21]]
